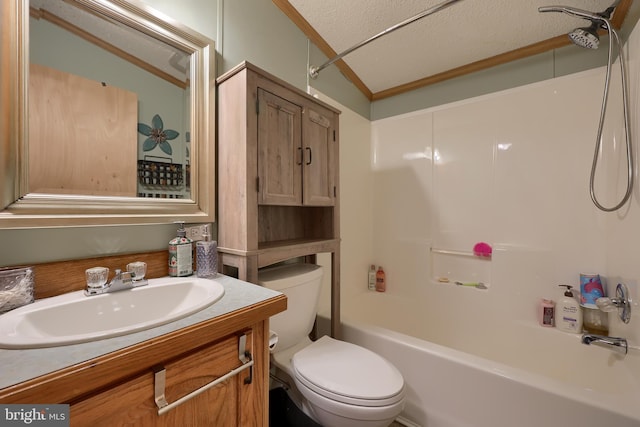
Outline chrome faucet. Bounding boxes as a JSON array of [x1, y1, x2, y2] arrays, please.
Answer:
[[85, 268, 148, 296], [581, 333, 628, 355]]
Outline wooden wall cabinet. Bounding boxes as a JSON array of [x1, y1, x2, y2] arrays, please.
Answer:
[[217, 62, 341, 336], [257, 88, 337, 206]]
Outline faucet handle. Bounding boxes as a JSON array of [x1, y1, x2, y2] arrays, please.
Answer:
[[126, 262, 147, 281], [596, 283, 631, 324], [86, 267, 109, 290]]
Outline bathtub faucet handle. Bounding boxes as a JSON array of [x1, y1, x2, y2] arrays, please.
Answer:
[[595, 283, 631, 324]]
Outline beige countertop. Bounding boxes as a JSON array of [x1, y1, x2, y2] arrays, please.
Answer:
[[0, 274, 281, 390]]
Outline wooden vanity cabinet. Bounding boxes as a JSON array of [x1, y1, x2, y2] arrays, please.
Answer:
[[217, 62, 341, 336], [70, 331, 257, 427], [0, 296, 286, 427], [71, 337, 243, 427]]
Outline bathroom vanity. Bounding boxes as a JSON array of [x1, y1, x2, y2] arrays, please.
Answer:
[[0, 273, 286, 426]]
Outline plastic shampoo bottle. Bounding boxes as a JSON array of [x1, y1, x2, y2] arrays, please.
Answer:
[[368, 265, 376, 291], [556, 285, 582, 333]]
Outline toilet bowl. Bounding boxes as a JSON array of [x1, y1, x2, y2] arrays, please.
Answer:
[[293, 335, 405, 427], [259, 263, 406, 427]]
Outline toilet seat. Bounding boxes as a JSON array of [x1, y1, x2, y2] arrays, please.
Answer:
[[291, 336, 405, 407]]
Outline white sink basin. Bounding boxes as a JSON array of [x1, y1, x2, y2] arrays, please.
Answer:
[[0, 276, 225, 349]]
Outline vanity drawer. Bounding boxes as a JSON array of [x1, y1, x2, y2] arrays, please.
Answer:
[[70, 331, 255, 427]]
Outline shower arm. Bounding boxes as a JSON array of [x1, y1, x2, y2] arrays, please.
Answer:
[[308, 0, 465, 79], [538, 6, 607, 22]]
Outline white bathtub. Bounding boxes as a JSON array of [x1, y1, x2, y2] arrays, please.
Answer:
[[336, 292, 640, 427]]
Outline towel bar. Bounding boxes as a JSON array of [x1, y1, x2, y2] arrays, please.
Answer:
[[155, 333, 254, 415]]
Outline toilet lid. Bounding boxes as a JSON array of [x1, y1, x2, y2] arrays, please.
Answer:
[[291, 336, 404, 406]]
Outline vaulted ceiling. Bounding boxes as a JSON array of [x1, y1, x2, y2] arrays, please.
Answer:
[[274, 0, 635, 100]]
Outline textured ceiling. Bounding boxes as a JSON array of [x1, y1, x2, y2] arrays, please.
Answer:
[[30, 0, 190, 82], [284, 0, 635, 98]]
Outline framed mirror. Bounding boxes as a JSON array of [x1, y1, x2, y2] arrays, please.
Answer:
[[0, 0, 215, 228]]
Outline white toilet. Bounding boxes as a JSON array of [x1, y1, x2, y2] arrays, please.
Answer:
[[259, 263, 405, 427]]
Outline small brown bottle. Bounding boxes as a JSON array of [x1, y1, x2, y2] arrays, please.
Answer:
[[375, 266, 386, 292]]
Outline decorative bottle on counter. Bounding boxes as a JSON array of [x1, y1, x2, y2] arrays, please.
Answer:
[[376, 266, 386, 292], [368, 265, 376, 291], [196, 224, 217, 278], [169, 221, 193, 277]]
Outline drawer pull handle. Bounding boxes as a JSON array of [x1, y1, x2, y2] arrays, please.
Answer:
[[155, 359, 254, 415]]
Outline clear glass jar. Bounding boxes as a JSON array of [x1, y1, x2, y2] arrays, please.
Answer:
[[582, 306, 609, 335], [0, 266, 34, 314]]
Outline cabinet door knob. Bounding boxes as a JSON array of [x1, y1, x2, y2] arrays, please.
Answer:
[[297, 147, 303, 165]]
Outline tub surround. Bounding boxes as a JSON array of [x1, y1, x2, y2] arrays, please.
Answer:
[[354, 39, 640, 422]]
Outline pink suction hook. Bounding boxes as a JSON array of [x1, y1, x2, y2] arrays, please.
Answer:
[[473, 242, 492, 258]]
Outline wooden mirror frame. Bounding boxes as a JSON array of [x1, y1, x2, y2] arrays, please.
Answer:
[[0, 0, 215, 228]]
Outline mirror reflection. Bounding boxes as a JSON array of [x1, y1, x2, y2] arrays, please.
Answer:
[[29, 0, 191, 199]]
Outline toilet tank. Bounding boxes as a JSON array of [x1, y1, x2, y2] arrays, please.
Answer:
[[258, 263, 323, 351]]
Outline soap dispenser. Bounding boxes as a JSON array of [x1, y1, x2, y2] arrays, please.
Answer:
[[196, 224, 217, 278], [556, 285, 582, 333], [169, 221, 193, 277]]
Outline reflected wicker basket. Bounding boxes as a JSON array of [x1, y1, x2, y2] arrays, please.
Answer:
[[137, 156, 184, 190]]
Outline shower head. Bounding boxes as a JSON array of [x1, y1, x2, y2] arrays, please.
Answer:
[[568, 22, 600, 49], [538, 2, 620, 49]]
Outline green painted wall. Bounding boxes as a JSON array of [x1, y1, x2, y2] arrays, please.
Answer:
[[370, 45, 609, 120], [1, 0, 638, 266]]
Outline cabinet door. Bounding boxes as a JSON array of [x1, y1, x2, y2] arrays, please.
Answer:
[[69, 334, 251, 426], [29, 64, 138, 196], [303, 105, 337, 206], [257, 88, 303, 206]]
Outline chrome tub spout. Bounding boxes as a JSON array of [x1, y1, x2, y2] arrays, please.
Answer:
[[581, 333, 628, 355]]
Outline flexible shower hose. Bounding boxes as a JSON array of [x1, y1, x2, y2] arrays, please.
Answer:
[[589, 18, 633, 212]]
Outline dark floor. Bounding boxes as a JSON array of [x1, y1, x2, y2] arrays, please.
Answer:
[[268, 387, 405, 427], [269, 388, 321, 427]]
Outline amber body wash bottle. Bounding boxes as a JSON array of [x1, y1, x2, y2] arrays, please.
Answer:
[[376, 266, 386, 292]]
